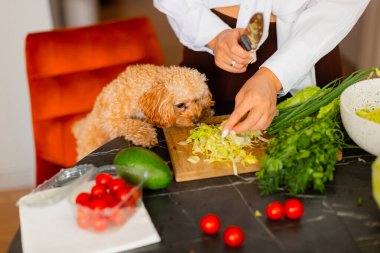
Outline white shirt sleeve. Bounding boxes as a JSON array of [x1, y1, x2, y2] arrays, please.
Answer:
[[262, 0, 370, 95], [153, 0, 231, 54]]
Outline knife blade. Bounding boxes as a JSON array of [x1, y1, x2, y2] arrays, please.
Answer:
[[239, 12, 264, 52]]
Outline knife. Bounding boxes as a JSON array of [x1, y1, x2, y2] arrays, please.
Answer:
[[239, 12, 264, 52]]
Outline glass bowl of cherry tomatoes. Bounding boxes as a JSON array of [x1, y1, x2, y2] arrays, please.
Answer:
[[69, 164, 143, 232]]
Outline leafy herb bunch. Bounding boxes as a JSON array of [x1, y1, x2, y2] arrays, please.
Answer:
[[257, 68, 379, 195], [257, 100, 343, 195]]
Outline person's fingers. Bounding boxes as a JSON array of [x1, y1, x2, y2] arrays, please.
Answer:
[[234, 89, 244, 106], [223, 98, 252, 131], [226, 94, 276, 132], [249, 111, 270, 131], [230, 61, 247, 71], [215, 61, 247, 73], [230, 43, 251, 60], [233, 109, 265, 132], [213, 29, 252, 72], [224, 30, 251, 61], [229, 56, 250, 67], [227, 46, 251, 66], [232, 28, 252, 56], [216, 47, 250, 67], [253, 100, 277, 130], [263, 108, 277, 129], [260, 115, 273, 130], [215, 53, 247, 73], [236, 28, 247, 36]]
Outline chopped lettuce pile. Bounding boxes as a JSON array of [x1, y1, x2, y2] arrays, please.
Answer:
[[184, 121, 264, 175]]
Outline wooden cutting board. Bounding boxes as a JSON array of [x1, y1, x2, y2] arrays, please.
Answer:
[[163, 115, 268, 182]]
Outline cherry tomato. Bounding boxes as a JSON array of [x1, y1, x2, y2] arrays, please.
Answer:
[[265, 201, 284, 220], [284, 198, 304, 219], [132, 189, 142, 200], [77, 216, 92, 229], [103, 193, 117, 206], [89, 198, 108, 210], [200, 214, 221, 235], [223, 225, 245, 247], [77, 206, 92, 220], [92, 216, 109, 232], [75, 192, 92, 206], [95, 173, 113, 187], [108, 178, 127, 193], [115, 186, 134, 202], [131, 189, 142, 206], [91, 184, 107, 198], [110, 208, 128, 225]]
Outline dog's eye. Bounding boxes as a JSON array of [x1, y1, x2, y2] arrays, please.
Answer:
[[176, 103, 186, 109]]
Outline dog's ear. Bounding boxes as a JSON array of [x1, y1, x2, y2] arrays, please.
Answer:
[[199, 92, 214, 109], [199, 92, 215, 118], [138, 83, 176, 128]]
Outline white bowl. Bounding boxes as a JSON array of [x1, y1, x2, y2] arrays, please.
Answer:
[[340, 78, 380, 156]]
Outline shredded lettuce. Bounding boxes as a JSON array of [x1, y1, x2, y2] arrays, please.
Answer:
[[185, 121, 261, 175], [187, 155, 200, 164]]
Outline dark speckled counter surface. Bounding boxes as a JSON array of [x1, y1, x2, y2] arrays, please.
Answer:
[[8, 129, 380, 253], [9, 132, 380, 253]]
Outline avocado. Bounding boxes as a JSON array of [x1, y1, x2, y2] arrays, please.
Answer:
[[114, 147, 172, 190]]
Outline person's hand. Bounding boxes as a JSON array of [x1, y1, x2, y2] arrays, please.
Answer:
[[208, 29, 252, 73], [222, 67, 282, 133]]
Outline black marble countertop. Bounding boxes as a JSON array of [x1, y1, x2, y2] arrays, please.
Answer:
[[8, 129, 380, 253]]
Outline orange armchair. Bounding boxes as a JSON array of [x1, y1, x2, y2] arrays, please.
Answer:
[[25, 17, 164, 185]]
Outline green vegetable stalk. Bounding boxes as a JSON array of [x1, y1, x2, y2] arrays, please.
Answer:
[[258, 67, 379, 195], [268, 68, 378, 135], [257, 99, 344, 195], [276, 86, 320, 110]]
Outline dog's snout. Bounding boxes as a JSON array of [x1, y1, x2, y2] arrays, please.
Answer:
[[192, 118, 198, 124]]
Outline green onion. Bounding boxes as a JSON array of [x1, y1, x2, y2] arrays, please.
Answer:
[[268, 68, 378, 135]]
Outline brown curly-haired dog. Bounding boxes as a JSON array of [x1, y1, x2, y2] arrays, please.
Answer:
[[72, 64, 214, 160]]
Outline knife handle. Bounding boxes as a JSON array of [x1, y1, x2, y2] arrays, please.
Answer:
[[239, 35, 252, 51]]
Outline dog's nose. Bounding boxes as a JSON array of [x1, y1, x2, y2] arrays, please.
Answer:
[[192, 118, 198, 124]]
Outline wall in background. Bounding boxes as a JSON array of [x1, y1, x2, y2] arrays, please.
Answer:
[[0, 0, 52, 190], [50, 0, 98, 28], [99, 0, 182, 65], [340, 0, 380, 74]]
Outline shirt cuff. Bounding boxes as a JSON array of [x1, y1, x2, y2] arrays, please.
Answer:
[[260, 44, 311, 96]]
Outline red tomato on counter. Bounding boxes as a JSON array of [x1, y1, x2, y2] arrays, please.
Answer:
[[284, 198, 304, 219], [223, 225, 245, 247], [200, 214, 221, 235], [265, 201, 284, 220]]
